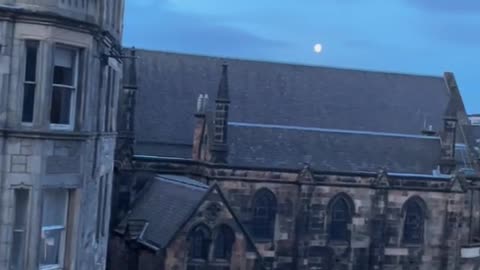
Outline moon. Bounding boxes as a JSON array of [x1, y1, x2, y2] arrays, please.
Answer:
[[313, 43, 323, 54]]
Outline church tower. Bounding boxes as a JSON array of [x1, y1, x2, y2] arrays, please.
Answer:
[[0, 1, 124, 269]]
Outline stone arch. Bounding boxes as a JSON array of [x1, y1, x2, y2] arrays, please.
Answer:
[[212, 224, 236, 261], [401, 196, 428, 245], [327, 193, 355, 242], [251, 188, 277, 240]]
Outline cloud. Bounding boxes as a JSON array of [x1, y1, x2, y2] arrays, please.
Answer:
[[123, 3, 289, 58]]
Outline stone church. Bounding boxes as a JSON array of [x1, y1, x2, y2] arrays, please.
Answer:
[[109, 49, 480, 270]]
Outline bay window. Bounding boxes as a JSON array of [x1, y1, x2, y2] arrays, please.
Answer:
[[50, 46, 78, 128], [39, 189, 69, 269]]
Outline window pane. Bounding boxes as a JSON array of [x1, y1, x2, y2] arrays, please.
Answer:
[[11, 232, 26, 270], [50, 86, 72, 125], [40, 190, 68, 267], [39, 228, 63, 266], [403, 201, 424, 244], [53, 66, 74, 86], [22, 40, 38, 123], [11, 189, 29, 270], [214, 226, 235, 260], [42, 189, 67, 227], [25, 41, 38, 82], [22, 83, 35, 123], [252, 190, 276, 239], [14, 189, 29, 227], [189, 225, 211, 260], [53, 47, 75, 85], [329, 198, 351, 242]]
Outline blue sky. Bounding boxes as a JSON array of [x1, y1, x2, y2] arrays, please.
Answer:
[[123, 0, 479, 113]]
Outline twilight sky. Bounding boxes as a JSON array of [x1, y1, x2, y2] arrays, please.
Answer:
[[123, 0, 479, 113]]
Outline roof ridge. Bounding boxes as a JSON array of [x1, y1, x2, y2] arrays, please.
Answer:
[[228, 121, 441, 140], [126, 47, 444, 79], [155, 174, 208, 190]]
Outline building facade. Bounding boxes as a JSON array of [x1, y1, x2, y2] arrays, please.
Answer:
[[0, 0, 124, 269], [110, 50, 480, 270]]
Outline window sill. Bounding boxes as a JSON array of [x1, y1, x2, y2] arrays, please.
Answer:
[[401, 243, 424, 248], [211, 259, 230, 264], [40, 264, 62, 270], [49, 124, 74, 131], [253, 237, 274, 243], [328, 240, 350, 247], [187, 259, 208, 266]]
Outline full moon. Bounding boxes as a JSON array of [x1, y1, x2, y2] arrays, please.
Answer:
[[313, 43, 323, 54]]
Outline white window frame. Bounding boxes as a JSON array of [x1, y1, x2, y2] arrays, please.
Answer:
[[39, 190, 69, 270], [49, 45, 79, 131]]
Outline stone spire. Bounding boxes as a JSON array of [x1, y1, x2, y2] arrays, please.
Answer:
[[216, 64, 230, 102]]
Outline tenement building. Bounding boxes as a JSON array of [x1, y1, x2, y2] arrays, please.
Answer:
[[109, 49, 480, 270], [0, 0, 124, 269]]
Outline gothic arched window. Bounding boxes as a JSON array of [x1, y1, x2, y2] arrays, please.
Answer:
[[402, 198, 426, 245], [188, 224, 211, 260], [328, 194, 354, 242], [213, 225, 235, 260], [251, 189, 277, 240]]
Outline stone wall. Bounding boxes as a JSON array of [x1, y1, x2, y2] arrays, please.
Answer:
[[165, 188, 258, 270], [0, 3, 122, 270], [127, 159, 476, 270], [108, 184, 260, 270]]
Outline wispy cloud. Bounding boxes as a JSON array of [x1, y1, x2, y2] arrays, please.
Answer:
[[123, 1, 288, 57]]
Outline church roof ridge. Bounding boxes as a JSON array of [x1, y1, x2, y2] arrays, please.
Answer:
[[228, 121, 441, 140], [126, 47, 444, 80]]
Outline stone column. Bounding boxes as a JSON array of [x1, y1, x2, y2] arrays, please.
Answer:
[[369, 171, 390, 270]]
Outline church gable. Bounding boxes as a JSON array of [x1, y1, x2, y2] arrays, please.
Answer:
[[164, 184, 262, 270]]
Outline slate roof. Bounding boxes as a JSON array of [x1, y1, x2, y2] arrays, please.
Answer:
[[132, 49, 454, 158], [116, 175, 208, 248], [227, 122, 442, 174]]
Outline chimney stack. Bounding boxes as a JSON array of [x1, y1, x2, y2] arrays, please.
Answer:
[[192, 93, 208, 160]]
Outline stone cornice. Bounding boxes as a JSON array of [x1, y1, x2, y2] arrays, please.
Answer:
[[0, 128, 117, 141], [0, 6, 122, 48], [132, 156, 464, 192]]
